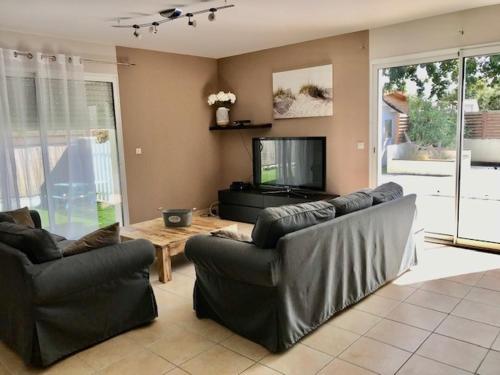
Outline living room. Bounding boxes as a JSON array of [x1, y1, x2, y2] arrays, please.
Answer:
[[2, 1, 500, 374]]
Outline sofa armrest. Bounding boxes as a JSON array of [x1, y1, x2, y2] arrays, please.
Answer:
[[29, 210, 42, 229], [30, 239, 155, 303], [185, 235, 280, 287]]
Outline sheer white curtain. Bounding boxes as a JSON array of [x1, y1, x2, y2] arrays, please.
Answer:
[[0, 49, 99, 239]]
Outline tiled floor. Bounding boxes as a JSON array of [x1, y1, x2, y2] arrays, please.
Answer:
[[2, 238, 500, 374]]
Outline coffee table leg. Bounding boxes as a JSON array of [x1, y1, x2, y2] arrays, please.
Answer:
[[156, 247, 172, 283]]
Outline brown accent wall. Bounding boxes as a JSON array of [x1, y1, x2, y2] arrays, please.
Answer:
[[116, 47, 220, 223], [217, 31, 370, 195]]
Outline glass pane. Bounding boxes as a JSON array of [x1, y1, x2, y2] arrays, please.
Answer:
[[379, 59, 459, 235], [458, 53, 500, 243]]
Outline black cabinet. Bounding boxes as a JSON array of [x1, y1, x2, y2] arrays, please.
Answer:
[[218, 189, 338, 223]]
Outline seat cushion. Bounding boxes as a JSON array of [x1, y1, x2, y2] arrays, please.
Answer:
[[252, 201, 336, 249], [0, 222, 62, 263], [370, 182, 404, 204], [329, 191, 373, 216]]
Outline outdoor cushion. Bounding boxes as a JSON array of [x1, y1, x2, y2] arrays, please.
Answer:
[[252, 201, 336, 249], [63, 222, 120, 256], [0, 222, 62, 263], [329, 191, 373, 216], [370, 182, 403, 204]]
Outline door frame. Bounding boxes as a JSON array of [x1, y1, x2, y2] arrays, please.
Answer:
[[369, 43, 500, 250], [85, 72, 130, 225]]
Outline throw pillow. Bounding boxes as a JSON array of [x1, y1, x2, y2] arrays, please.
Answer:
[[252, 201, 336, 249], [2, 207, 35, 228], [329, 191, 373, 216], [211, 229, 252, 242], [63, 222, 120, 256], [370, 182, 403, 205], [0, 222, 62, 263]]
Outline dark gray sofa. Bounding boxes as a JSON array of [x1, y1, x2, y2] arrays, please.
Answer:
[[185, 194, 418, 353], [0, 211, 158, 367]]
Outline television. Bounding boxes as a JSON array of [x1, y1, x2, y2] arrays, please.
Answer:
[[253, 137, 326, 191]]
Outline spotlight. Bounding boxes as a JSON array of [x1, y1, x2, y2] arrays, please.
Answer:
[[132, 24, 141, 38], [149, 22, 159, 34], [159, 8, 182, 19], [208, 8, 217, 21], [187, 13, 196, 27]]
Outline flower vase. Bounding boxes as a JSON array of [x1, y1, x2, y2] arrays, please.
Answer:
[[216, 107, 230, 126]]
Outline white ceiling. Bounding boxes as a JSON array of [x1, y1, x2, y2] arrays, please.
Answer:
[[1, 0, 500, 58]]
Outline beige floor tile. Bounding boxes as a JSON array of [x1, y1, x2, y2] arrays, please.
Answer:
[[417, 333, 487, 372], [406, 289, 460, 313], [365, 319, 430, 352], [421, 279, 471, 298], [156, 273, 195, 300], [99, 348, 174, 375], [318, 359, 376, 374], [0, 342, 42, 375], [240, 364, 281, 375], [171, 257, 196, 279], [375, 284, 416, 301], [465, 287, 500, 307], [452, 299, 500, 327], [166, 368, 189, 375], [478, 350, 500, 375], [353, 295, 400, 317], [436, 315, 499, 348], [180, 345, 254, 375], [386, 302, 446, 331], [148, 325, 214, 365], [220, 335, 269, 361], [77, 335, 142, 371], [330, 309, 381, 335], [123, 317, 175, 346], [260, 344, 332, 375], [397, 354, 471, 375], [0, 363, 9, 375], [445, 271, 484, 286], [339, 337, 411, 375], [301, 325, 359, 356], [492, 335, 500, 351], [477, 275, 500, 292], [175, 315, 233, 343]]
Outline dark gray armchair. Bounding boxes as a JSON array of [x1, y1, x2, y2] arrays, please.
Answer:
[[0, 211, 158, 367]]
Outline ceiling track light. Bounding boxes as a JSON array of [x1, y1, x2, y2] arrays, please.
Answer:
[[187, 13, 197, 28], [208, 8, 217, 22], [112, 4, 234, 37]]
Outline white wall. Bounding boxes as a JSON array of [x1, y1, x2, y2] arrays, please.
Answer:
[[370, 4, 500, 60], [0, 29, 117, 74]]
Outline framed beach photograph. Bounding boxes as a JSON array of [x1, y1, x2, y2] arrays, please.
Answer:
[[272, 64, 333, 119]]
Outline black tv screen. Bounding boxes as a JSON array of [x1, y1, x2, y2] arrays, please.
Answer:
[[253, 137, 326, 191]]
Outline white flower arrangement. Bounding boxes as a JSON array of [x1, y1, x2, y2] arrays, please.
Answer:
[[208, 91, 236, 107]]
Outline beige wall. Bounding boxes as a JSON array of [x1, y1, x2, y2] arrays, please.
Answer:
[[370, 5, 500, 60], [217, 31, 370, 195], [0, 29, 118, 74], [116, 47, 220, 223]]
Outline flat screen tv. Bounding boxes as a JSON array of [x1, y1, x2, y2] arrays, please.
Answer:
[[253, 137, 326, 191]]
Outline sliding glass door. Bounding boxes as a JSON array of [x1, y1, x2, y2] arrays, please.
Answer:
[[378, 59, 459, 236], [375, 48, 500, 249], [458, 52, 500, 245]]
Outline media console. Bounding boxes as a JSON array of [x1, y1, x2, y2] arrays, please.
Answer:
[[218, 189, 339, 224]]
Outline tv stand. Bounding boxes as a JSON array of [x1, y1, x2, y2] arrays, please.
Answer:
[[218, 188, 338, 224]]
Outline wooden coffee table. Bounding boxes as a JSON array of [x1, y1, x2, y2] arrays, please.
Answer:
[[120, 215, 237, 283]]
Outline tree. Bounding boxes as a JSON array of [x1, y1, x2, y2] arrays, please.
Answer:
[[407, 96, 456, 148]]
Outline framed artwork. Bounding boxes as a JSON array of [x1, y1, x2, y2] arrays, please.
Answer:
[[273, 64, 333, 119]]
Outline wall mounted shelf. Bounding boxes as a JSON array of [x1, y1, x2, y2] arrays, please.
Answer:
[[209, 123, 272, 131]]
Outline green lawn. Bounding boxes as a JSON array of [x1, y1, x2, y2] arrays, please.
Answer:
[[261, 167, 277, 183], [37, 202, 117, 228]]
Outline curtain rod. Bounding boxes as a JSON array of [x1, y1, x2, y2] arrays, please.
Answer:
[[12, 51, 135, 67]]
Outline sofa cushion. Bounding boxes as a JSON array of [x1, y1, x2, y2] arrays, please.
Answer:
[[211, 229, 252, 243], [329, 191, 373, 216], [1, 207, 35, 228], [0, 222, 62, 263], [252, 201, 336, 249], [370, 182, 403, 205], [63, 222, 120, 257]]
